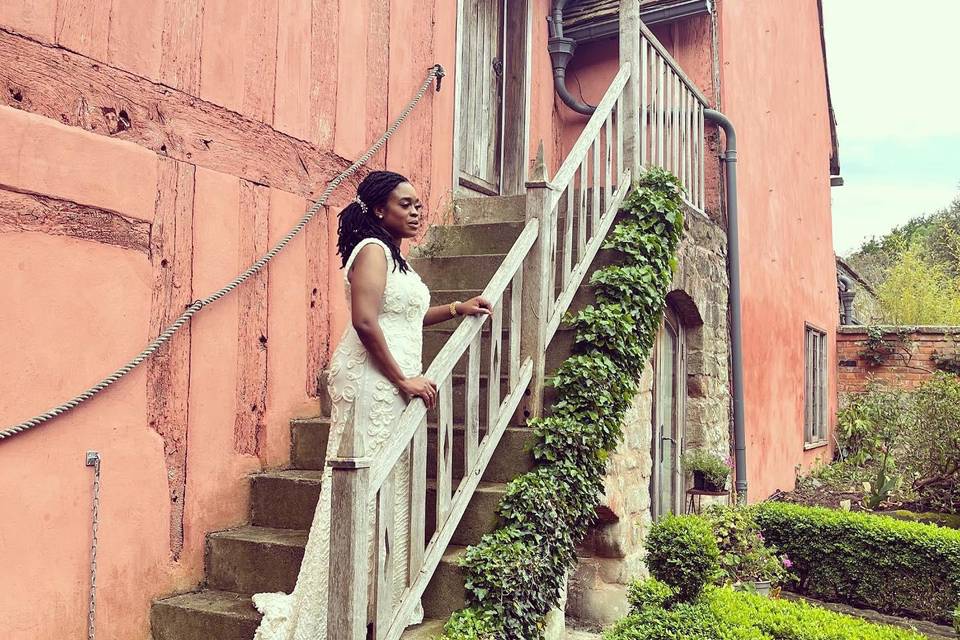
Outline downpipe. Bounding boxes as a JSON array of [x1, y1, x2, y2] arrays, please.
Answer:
[[704, 108, 748, 504]]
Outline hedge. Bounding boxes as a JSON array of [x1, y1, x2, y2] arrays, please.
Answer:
[[605, 582, 927, 640], [754, 501, 960, 624]]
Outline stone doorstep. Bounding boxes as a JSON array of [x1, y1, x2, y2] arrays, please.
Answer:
[[781, 592, 958, 639]]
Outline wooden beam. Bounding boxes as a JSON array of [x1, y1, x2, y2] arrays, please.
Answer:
[[147, 157, 195, 560], [305, 206, 330, 398], [234, 180, 270, 456], [0, 28, 360, 200], [0, 185, 151, 253]]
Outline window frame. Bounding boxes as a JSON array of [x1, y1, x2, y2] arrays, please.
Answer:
[[803, 323, 829, 448]]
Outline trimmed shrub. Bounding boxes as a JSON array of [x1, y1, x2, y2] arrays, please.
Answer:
[[644, 514, 720, 602], [626, 578, 675, 612], [754, 501, 960, 623], [605, 584, 926, 640]]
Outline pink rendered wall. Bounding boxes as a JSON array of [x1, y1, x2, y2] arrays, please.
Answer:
[[716, 0, 839, 501], [0, 2, 452, 639]]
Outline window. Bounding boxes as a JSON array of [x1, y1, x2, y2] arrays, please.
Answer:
[[804, 325, 828, 446]]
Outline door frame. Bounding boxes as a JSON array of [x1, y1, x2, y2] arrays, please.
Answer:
[[452, 0, 531, 198], [651, 307, 686, 520]]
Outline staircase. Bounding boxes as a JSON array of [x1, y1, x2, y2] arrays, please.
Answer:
[[150, 194, 613, 640]]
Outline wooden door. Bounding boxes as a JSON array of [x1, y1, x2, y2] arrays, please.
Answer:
[[457, 0, 505, 195], [651, 309, 685, 520]]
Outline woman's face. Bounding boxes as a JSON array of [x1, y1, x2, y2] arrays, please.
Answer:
[[375, 182, 422, 241]]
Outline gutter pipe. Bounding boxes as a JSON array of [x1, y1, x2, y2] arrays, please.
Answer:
[[704, 108, 748, 504], [548, 0, 596, 115]]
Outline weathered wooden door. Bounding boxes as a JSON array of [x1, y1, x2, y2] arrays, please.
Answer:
[[651, 309, 685, 520], [457, 0, 505, 195]]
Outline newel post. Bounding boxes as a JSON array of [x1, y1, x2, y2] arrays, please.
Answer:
[[620, 0, 642, 177], [326, 417, 370, 640], [520, 143, 556, 420]]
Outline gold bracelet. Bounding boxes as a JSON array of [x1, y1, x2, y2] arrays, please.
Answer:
[[449, 300, 462, 317]]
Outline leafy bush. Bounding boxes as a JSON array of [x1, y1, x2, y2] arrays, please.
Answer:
[[439, 169, 686, 639], [644, 515, 720, 601], [626, 577, 675, 611], [606, 584, 925, 640], [704, 506, 795, 588], [899, 372, 960, 512], [754, 501, 960, 624], [680, 449, 731, 489], [876, 243, 960, 325]]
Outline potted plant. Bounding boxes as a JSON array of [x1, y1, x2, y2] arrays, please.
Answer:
[[704, 506, 796, 597], [681, 449, 730, 492]]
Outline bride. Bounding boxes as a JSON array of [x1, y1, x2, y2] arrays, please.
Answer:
[[252, 171, 491, 639]]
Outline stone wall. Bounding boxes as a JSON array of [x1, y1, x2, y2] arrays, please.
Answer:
[[567, 207, 732, 625], [838, 326, 960, 393]]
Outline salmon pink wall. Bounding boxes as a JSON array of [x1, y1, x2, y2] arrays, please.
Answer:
[[716, 0, 839, 500], [0, 2, 453, 639]]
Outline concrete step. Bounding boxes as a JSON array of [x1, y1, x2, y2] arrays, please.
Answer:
[[423, 324, 575, 376], [151, 589, 446, 640], [416, 220, 526, 257], [426, 480, 505, 547], [426, 424, 536, 484], [250, 469, 323, 530], [206, 526, 307, 595], [412, 249, 622, 298], [454, 194, 526, 224], [290, 416, 331, 470], [422, 545, 468, 619], [151, 590, 260, 640]]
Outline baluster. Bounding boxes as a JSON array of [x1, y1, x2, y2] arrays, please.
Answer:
[[487, 302, 503, 425], [326, 410, 369, 640], [690, 92, 697, 205], [509, 275, 522, 389], [374, 473, 395, 640], [592, 138, 601, 235], [409, 416, 426, 585], [520, 160, 552, 419], [640, 38, 648, 168], [436, 380, 453, 526], [698, 104, 705, 209], [673, 74, 681, 176], [604, 113, 613, 210], [616, 94, 625, 179], [680, 87, 688, 195], [656, 55, 665, 168], [549, 200, 559, 309], [685, 91, 693, 202], [563, 186, 573, 290], [578, 161, 588, 259], [465, 333, 481, 473]]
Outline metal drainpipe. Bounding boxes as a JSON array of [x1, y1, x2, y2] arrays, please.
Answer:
[[548, 0, 596, 115], [704, 108, 748, 504]]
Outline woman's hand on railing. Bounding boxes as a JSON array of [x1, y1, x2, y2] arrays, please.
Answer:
[[398, 376, 439, 409], [456, 296, 493, 317]]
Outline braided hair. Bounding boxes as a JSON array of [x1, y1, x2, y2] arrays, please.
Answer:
[[337, 170, 411, 273]]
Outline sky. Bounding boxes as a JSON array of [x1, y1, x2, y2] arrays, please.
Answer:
[[822, 0, 960, 256]]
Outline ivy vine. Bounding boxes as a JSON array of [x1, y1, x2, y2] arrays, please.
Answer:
[[439, 168, 686, 639]]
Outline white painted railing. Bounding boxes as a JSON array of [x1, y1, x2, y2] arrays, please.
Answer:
[[326, 63, 637, 640], [638, 21, 709, 212]]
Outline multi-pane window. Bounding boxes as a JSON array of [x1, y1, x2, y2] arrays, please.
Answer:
[[804, 325, 828, 446]]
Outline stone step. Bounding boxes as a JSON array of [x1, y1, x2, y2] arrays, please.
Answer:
[[412, 248, 623, 293], [453, 194, 526, 224], [416, 220, 526, 257], [151, 589, 446, 640], [422, 545, 468, 619], [151, 589, 260, 640], [250, 469, 323, 530], [423, 324, 575, 376], [426, 480, 505, 547], [426, 424, 536, 484], [206, 526, 307, 595], [290, 416, 331, 470]]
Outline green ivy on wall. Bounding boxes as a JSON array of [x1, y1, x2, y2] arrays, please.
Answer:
[[439, 168, 687, 640]]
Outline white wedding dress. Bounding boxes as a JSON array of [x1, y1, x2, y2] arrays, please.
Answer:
[[253, 238, 430, 639]]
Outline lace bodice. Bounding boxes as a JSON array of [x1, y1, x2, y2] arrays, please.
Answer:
[[334, 238, 431, 378]]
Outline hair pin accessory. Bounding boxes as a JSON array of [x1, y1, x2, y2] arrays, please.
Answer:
[[353, 195, 368, 216]]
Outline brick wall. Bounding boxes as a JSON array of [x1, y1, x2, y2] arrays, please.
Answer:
[[838, 326, 960, 393]]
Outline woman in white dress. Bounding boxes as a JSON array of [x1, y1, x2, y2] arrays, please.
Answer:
[[253, 171, 491, 639]]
